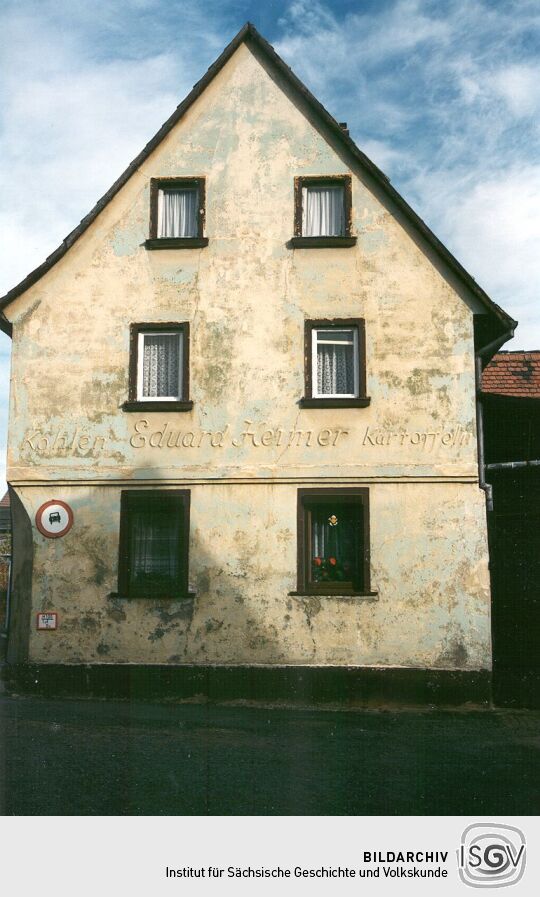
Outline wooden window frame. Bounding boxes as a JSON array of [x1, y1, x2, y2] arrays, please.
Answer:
[[294, 488, 376, 597], [291, 175, 356, 248], [300, 318, 370, 408], [145, 177, 208, 249], [117, 489, 192, 599], [122, 322, 193, 412]]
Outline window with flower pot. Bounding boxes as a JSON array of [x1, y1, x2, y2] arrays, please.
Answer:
[[296, 488, 374, 596], [117, 490, 192, 599]]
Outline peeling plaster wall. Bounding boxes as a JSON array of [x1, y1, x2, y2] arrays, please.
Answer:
[[4, 44, 492, 669], [19, 483, 490, 668]]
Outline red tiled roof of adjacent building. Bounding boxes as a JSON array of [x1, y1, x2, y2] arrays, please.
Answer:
[[0, 492, 9, 508], [483, 351, 540, 398]]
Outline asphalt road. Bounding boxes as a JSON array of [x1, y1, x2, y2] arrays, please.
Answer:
[[1, 695, 539, 815]]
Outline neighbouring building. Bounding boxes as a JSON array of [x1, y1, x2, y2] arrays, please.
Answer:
[[482, 351, 540, 708], [0, 24, 517, 703]]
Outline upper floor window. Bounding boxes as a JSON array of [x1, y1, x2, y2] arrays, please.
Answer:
[[146, 178, 208, 249], [300, 319, 370, 408], [314, 326, 357, 397], [291, 176, 356, 248], [138, 330, 183, 400], [122, 323, 193, 412]]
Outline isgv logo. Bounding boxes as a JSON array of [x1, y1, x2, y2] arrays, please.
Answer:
[[458, 823, 526, 888]]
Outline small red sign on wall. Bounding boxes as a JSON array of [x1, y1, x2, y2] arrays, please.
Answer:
[[37, 612, 58, 630]]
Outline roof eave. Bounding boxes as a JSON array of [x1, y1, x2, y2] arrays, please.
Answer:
[[480, 391, 540, 406], [0, 311, 13, 337]]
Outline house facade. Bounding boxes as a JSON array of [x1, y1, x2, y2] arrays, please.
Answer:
[[0, 25, 515, 700]]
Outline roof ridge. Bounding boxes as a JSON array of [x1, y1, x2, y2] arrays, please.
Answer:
[[494, 349, 540, 355]]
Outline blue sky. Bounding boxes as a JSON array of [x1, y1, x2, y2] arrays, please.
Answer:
[[1, 0, 540, 489]]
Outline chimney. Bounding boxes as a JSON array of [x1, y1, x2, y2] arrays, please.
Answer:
[[339, 122, 349, 136]]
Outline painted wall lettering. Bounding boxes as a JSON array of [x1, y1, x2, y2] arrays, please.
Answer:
[[20, 420, 473, 456], [131, 419, 348, 449], [361, 425, 472, 450], [22, 429, 108, 457]]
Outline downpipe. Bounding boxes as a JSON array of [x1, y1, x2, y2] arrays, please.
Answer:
[[475, 353, 493, 512], [475, 326, 516, 513]]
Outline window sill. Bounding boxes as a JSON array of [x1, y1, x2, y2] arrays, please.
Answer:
[[108, 592, 196, 601], [289, 590, 378, 600], [122, 400, 193, 412], [289, 236, 357, 248], [145, 238, 208, 250], [299, 397, 371, 408]]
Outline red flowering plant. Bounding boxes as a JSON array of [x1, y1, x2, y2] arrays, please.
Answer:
[[311, 556, 351, 582]]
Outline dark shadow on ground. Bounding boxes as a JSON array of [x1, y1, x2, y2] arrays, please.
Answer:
[[1, 696, 538, 815]]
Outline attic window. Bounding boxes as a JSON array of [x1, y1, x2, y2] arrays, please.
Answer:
[[158, 187, 198, 237], [291, 176, 356, 248], [303, 185, 345, 236], [146, 178, 208, 249]]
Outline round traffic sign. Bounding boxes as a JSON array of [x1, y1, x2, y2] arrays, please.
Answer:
[[35, 500, 74, 539]]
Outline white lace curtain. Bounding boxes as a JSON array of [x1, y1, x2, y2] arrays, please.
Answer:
[[158, 188, 198, 237], [129, 506, 180, 582], [316, 327, 356, 395], [142, 334, 181, 398], [317, 343, 355, 395], [302, 185, 345, 236]]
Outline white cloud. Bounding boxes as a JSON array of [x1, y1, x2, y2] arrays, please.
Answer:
[[406, 165, 540, 346], [278, 0, 451, 68], [490, 64, 540, 118], [359, 139, 405, 173]]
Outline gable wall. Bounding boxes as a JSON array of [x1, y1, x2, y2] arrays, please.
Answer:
[[4, 44, 491, 671], [6, 44, 479, 482]]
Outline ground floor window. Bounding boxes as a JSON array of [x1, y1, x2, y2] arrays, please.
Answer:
[[118, 490, 190, 598], [297, 488, 370, 594]]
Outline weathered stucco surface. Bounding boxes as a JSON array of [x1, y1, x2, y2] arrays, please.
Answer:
[[4, 43, 492, 669], [20, 483, 490, 668]]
